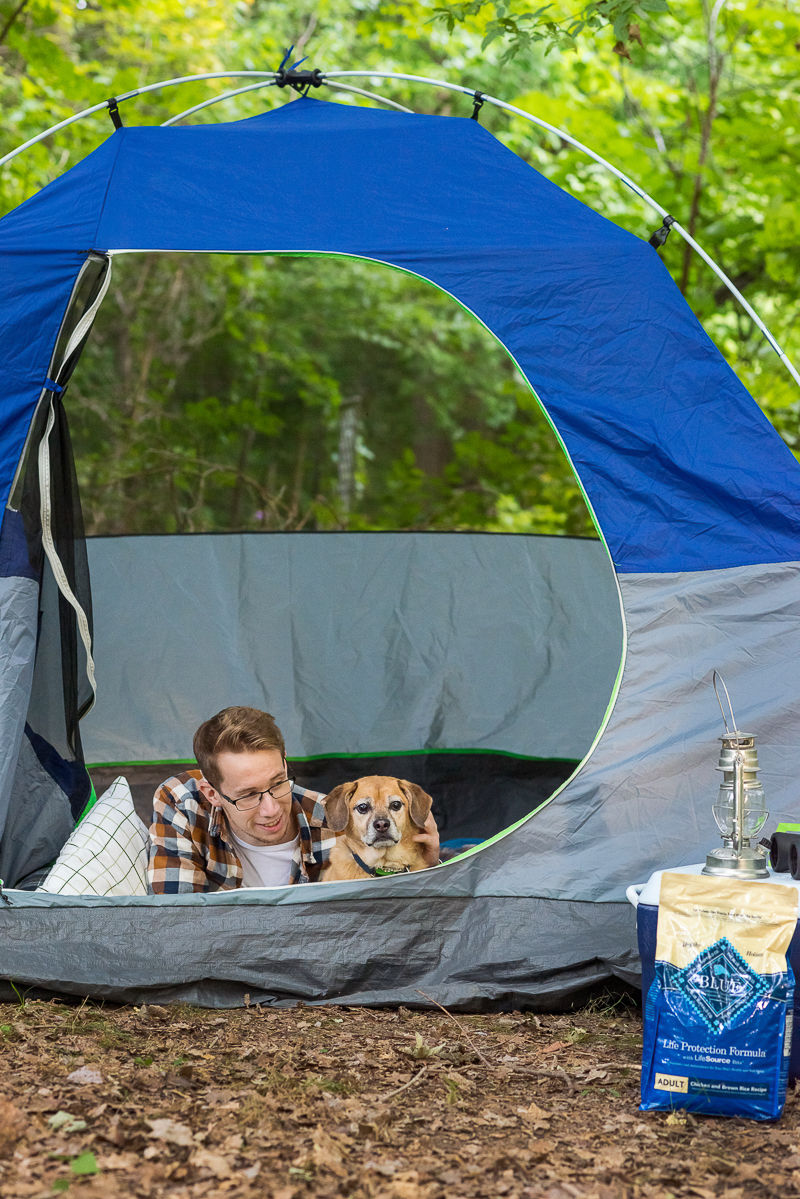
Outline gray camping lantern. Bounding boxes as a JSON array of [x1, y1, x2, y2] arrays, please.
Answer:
[[703, 674, 769, 880]]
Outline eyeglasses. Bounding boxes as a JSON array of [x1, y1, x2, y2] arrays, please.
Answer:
[[217, 772, 295, 812]]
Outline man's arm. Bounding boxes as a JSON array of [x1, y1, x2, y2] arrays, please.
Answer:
[[148, 783, 214, 894]]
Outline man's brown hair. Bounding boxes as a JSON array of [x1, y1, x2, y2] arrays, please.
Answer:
[[193, 707, 286, 791]]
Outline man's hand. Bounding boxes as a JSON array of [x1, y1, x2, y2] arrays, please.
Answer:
[[413, 811, 440, 868]]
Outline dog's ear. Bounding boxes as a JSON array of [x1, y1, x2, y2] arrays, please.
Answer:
[[323, 782, 358, 833], [398, 780, 433, 828]]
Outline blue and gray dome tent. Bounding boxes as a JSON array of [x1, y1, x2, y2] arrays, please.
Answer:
[[1, 73, 799, 1008]]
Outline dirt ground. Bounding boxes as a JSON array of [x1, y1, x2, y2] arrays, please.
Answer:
[[0, 995, 797, 1199]]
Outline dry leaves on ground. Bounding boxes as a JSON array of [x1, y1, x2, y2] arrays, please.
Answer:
[[0, 994, 796, 1199]]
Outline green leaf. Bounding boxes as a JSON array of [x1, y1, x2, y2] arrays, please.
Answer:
[[70, 1152, 99, 1176]]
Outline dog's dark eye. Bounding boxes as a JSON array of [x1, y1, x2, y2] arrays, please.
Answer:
[[355, 802, 371, 814], [389, 800, 403, 811]]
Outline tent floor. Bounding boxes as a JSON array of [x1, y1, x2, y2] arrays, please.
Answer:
[[90, 754, 579, 844]]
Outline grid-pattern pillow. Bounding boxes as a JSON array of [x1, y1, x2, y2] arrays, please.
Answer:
[[38, 777, 149, 896]]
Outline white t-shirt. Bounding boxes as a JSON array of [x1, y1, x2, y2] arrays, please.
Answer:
[[231, 832, 300, 889]]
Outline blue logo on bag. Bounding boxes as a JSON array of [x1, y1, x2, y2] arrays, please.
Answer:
[[677, 938, 769, 1030]]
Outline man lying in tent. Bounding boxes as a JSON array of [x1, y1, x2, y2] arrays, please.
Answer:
[[147, 706, 440, 893]]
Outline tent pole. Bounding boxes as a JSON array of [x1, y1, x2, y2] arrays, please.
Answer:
[[0, 72, 277, 170], [161, 79, 277, 126], [317, 82, 413, 113], [1, 64, 795, 391], [321, 70, 800, 392], [159, 79, 411, 127]]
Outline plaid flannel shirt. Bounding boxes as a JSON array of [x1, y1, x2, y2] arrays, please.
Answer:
[[147, 769, 336, 894]]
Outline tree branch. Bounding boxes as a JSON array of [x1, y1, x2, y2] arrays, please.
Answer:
[[0, 0, 30, 47]]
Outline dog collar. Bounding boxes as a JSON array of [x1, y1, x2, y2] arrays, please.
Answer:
[[350, 850, 411, 878]]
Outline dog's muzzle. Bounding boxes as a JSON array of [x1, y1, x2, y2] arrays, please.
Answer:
[[367, 817, 397, 847]]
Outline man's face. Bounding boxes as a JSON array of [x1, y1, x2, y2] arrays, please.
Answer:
[[200, 749, 296, 847]]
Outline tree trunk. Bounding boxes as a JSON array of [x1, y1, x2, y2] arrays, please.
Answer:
[[679, 0, 725, 295], [337, 396, 360, 521]]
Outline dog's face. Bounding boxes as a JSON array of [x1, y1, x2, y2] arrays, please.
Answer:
[[323, 776, 432, 847]]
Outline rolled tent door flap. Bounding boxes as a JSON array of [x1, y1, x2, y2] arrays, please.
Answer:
[[0, 256, 109, 887]]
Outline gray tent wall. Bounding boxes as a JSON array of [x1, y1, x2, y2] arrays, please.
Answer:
[[3, 530, 642, 1008], [81, 532, 620, 772], [4, 527, 799, 1008]]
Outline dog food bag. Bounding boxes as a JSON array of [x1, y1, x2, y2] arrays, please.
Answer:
[[641, 872, 798, 1120]]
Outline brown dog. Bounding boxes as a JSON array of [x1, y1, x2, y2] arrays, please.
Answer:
[[319, 776, 433, 882]]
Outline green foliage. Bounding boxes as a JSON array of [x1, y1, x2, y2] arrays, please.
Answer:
[[1, 0, 799, 538], [70, 253, 591, 534], [431, 0, 669, 60]]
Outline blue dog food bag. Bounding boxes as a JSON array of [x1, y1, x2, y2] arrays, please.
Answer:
[[641, 872, 797, 1120]]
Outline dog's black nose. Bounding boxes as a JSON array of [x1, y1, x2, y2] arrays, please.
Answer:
[[372, 817, 391, 835]]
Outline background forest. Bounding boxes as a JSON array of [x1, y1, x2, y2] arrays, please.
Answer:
[[1, 0, 798, 535]]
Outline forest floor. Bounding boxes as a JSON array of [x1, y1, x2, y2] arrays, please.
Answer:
[[0, 996, 797, 1199]]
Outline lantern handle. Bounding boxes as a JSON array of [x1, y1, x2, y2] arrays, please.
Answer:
[[712, 670, 739, 736]]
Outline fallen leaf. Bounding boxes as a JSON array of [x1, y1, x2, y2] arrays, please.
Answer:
[[24, 1096, 60, 1113], [595, 1146, 626, 1170], [312, 1125, 347, 1177], [191, 1148, 233, 1178], [365, 1159, 406, 1176], [97, 1152, 139, 1170], [0, 1099, 24, 1158], [47, 1111, 86, 1133], [71, 1151, 100, 1176], [540, 1041, 569, 1054], [204, 1087, 239, 1105], [146, 1117, 195, 1147], [527, 1138, 556, 1162], [390, 1169, 424, 1199], [518, 1100, 552, 1129], [67, 1066, 103, 1086], [137, 1004, 170, 1021], [565, 1026, 589, 1044], [665, 1110, 687, 1126], [480, 1109, 518, 1128]]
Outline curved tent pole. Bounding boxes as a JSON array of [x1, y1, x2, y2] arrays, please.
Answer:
[[162, 79, 277, 126], [161, 78, 412, 128], [323, 71, 800, 391], [315, 81, 413, 113], [0, 67, 796, 390], [0, 71, 277, 170]]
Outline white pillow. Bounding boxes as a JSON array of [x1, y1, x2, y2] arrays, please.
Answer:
[[38, 776, 149, 896]]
